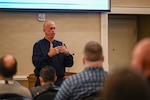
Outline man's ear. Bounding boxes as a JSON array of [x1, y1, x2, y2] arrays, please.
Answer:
[[39, 76, 45, 86], [82, 56, 86, 65], [43, 28, 45, 33], [54, 76, 57, 82], [101, 55, 104, 62]]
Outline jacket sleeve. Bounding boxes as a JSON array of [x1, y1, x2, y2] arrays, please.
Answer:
[[64, 54, 74, 67], [32, 42, 52, 70]]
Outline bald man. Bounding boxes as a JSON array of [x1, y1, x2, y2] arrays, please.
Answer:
[[32, 20, 74, 86], [0, 54, 32, 99], [131, 38, 150, 86], [0, 55, 17, 79]]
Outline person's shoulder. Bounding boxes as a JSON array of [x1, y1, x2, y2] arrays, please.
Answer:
[[7, 84, 32, 98], [13, 80, 21, 85], [30, 86, 41, 92], [30, 86, 43, 97], [63, 72, 81, 85], [0, 84, 32, 99], [31, 84, 58, 98], [96, 67, 109, 76], [46, 84, 59, 93], [35, 38, 45, 43], [16, 85, 31, 93], [33, 38, 48, 47], [103, 69, 109, 75]]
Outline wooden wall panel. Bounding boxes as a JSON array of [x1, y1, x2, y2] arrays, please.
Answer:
[[111, 0, 150, 7]]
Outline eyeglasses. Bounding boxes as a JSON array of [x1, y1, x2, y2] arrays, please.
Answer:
[[49, 27, 56, 30]]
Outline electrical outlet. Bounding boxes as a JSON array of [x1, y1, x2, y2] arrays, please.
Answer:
[[38, 13, 45, 22]]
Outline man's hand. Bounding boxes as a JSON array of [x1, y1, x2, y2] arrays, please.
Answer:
[[58, 43, 69, 55], [48, 43, 59, 57]]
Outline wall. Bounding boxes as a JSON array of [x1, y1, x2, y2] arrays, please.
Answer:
[[111, 0, 150, 7], [0, 12, 101, 75], [0, 0, 150, 77]]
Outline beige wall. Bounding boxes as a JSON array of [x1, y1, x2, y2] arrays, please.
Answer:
[[0, 12, 101, 75], [111, 0, 150, 7], [0, 0, 150, 76]]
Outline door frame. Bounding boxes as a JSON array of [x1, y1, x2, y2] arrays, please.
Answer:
[[100, 7, 150, 72]]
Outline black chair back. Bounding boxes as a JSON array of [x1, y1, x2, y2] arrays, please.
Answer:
[[0, 93, 31, 100], [78, 92, 100, 100], [34, 89, 57, 100]]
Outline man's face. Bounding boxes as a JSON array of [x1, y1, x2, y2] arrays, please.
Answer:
[[44, 22, 56, 39]]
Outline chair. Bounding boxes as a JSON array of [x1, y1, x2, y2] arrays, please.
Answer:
[[64, 72, 76, 78], [78, 92, 100, 100], [34, 89, 58, 100], [27, 72, 76, 89], [0, 93, 31, 100], [27, 74, 36, 89]]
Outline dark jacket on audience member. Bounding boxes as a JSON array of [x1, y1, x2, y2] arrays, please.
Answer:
[[30, 84, 59, 99]]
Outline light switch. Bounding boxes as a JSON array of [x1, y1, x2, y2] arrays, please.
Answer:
[[38, 13, 45, 22]]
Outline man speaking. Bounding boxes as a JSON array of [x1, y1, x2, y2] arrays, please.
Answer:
[[32, 20, 74, 86]]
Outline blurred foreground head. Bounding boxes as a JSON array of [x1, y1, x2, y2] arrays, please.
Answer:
[[131, 38, 150, 76], [101, 68, 149, 100]]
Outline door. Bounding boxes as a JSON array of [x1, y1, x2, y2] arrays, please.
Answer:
[[108, 16, 137, 71]]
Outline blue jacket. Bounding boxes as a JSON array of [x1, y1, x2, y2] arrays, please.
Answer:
[[32, 38, 74, 86]]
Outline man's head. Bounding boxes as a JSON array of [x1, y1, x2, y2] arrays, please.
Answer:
[[82, 41, 104, 66], [43, 20, 56, 41], [39, 65, 57, 86], [102, 68, 149, 100], [131, 38, 150, 76], [0, 55, 17, 78]]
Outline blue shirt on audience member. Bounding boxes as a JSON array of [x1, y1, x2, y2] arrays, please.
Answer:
[[54, 67, 108, 100]]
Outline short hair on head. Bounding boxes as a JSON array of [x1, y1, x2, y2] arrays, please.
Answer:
[[40, 65, 56, 82], [0, 55, 17, 78], [101, 68, 150, 100], [43, 20, 55, 29], [84, 41, 103, 61]]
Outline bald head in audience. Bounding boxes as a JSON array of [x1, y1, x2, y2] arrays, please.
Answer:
[[131, 38, 150, 77], [0, 54, 17, 79]]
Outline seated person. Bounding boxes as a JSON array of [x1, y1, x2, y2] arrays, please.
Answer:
[[0, 54, 32, 99], [54, 41, 108, 100], [101, 68, 150, 100], [30, 65, 59, 99]]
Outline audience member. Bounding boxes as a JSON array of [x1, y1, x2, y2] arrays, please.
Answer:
[[101, 68, 149, 100], [0, 54, 32, 99], [32, 20, 74, 87], [131, 38, 150, 86], [54, 41, 108, 100], [30, 65, 59, 99]]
